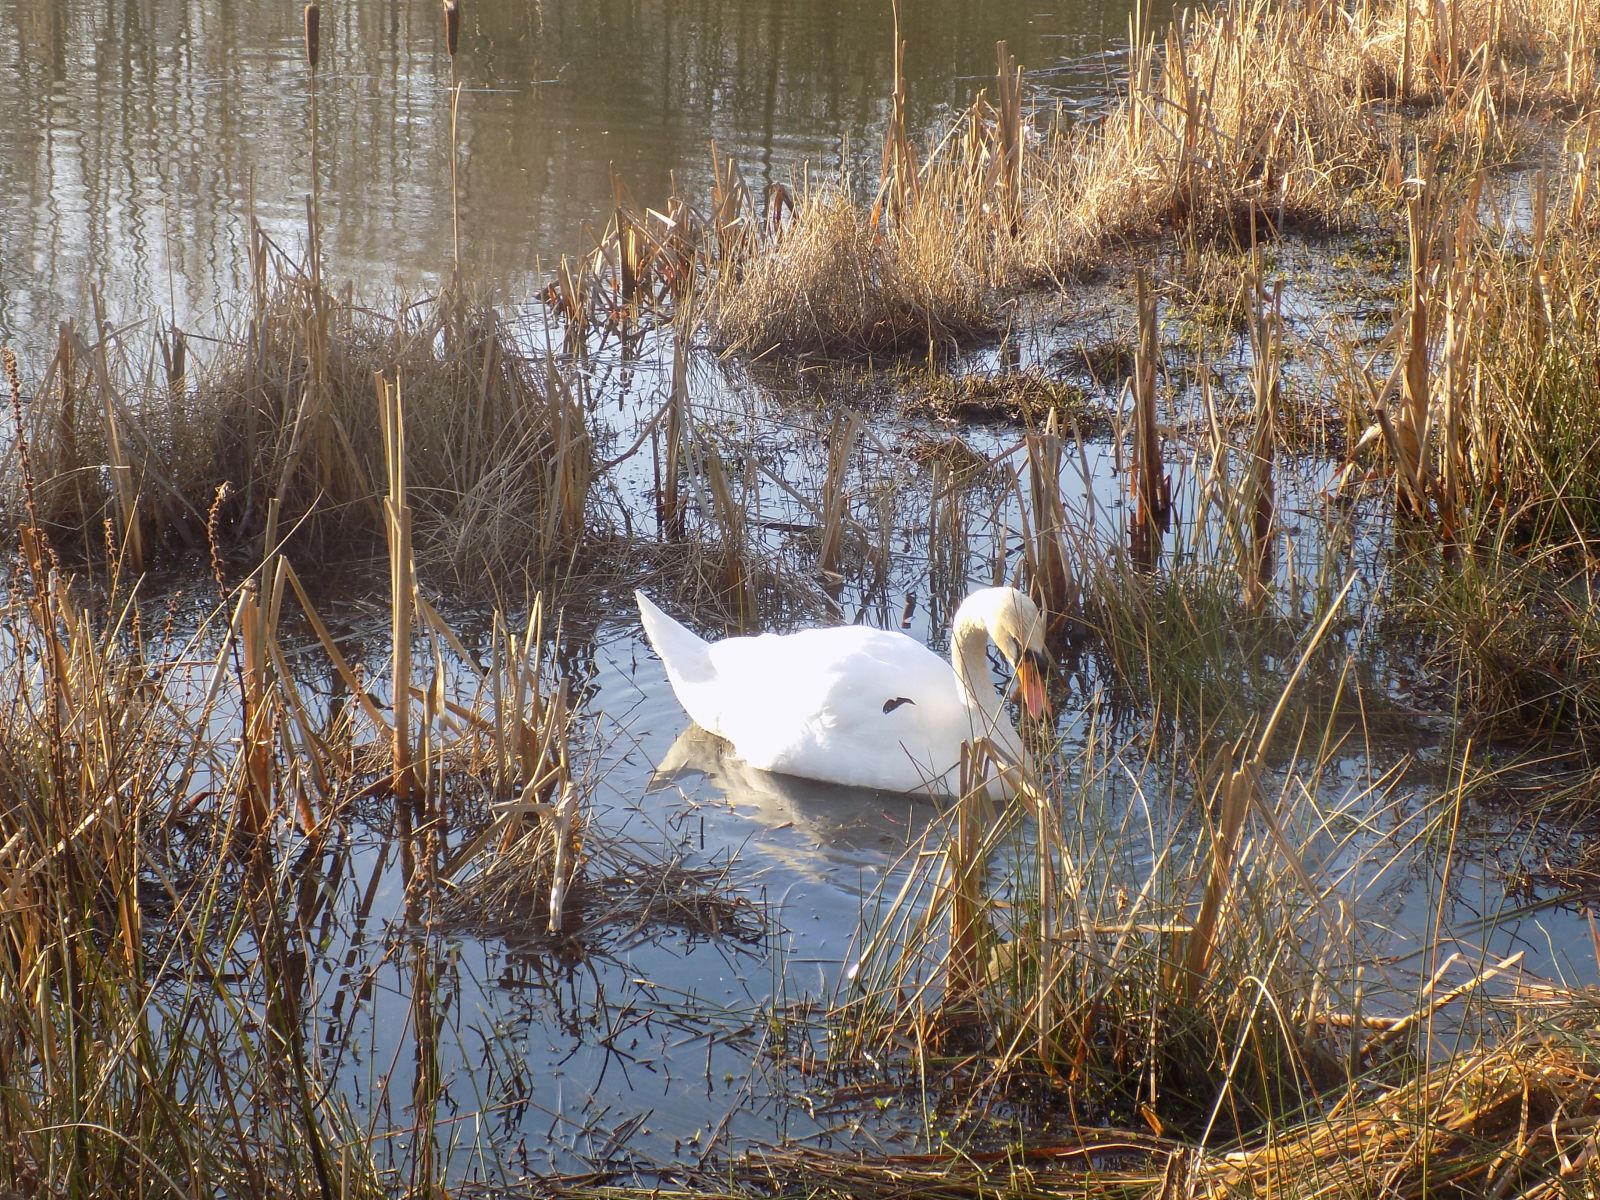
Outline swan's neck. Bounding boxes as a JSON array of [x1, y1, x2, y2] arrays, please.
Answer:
[[950, 601, 1028, 786], [950, 609, 1002, 723]]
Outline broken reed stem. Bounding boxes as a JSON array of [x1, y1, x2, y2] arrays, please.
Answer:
[[237, 578, 275, 847], [1398, 176, 1433, 520], [88, 290, 144, 571], [658, 331, 689, 540], [1022, 409, 1078, 620], [995, 41, 1024, 236], [1244, 273, 1280, 611], [1180, 742, 1254, 997], [876, 0, 919, 223], [947, 746, 988, 1004]]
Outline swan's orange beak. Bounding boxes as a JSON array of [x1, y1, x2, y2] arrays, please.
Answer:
[[1016, 649, 1051, 720]]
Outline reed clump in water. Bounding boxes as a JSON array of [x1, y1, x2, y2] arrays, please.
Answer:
[[904, 368, 1104, 429], [0, 550, 381, 1195], [1332, 149, 1600, 743], [705, 186, 993, 358], [828, 579, 1593, 1191], [2, 242, 594, 582]]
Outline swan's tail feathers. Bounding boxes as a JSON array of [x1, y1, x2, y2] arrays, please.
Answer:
[[635, 591, 716, 684]]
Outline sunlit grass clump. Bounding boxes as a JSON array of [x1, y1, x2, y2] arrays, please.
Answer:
[[706, 186, 993, 357]]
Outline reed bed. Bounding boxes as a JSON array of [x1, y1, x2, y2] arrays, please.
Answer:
[[1, 235, 594, 581], [547, 0, 1597, 361], [0, 380, 595, 1193], [1325, 138, 1600, 744], [711, 1009, 1600, 1198]]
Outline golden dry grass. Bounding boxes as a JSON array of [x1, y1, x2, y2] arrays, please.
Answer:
[[706, 188, 993, 357], [677, 0, 1598, 359]]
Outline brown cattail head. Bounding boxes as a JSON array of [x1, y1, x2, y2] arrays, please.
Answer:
[[443, 0, 460, 58], [303, 3, 320, 71]]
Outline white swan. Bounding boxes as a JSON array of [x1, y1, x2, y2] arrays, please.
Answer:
[[634, 587, 1051, 795]]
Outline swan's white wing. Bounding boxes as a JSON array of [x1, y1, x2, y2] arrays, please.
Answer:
[[694, 625, 979, 792]]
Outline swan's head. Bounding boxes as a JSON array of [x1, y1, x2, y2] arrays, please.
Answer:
[[961, 587, 1052, 719]]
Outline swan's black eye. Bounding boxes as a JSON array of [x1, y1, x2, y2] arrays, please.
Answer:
[[882, 696, 916, 714]]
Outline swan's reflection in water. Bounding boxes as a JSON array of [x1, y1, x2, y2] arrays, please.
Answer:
[[648, 725, 938, 880]]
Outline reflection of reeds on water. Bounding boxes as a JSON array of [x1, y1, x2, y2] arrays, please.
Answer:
[[1128, 269, 1171, 570]]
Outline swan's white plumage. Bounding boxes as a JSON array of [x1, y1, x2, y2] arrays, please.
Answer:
[[635, 589, 1040, 795]]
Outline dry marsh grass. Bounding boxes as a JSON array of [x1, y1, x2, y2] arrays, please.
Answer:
[[705, 187, 993, 358], [3, 232, 593, 581], [552, 0, 1597, 362], [0, 389, 592, 1195], [701, 1011, 1600, 1198]]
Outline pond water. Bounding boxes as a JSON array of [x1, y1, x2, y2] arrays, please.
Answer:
[[5, 0, 1598, 1190], [215, 329, 1593, 1182], [0, 0, 1130, 357]]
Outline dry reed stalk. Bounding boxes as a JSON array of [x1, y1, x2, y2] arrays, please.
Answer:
[[377, 372, 419, 809], [546, 254, 595, 350], [708, 142, 755, 266], [1178, 740, 1254, 997], [448, 82, 463, 278], [1396, 177, 1437, 520], [1020, 410, 1079, 621], [236, 577, 276, 846], [87, 293, 145, 570], [1242, 273, 1280, 610], [946, 748, 990, 1004], [610, 168, 648, 305], [926, 459, 972, 631], [1129, 270, 1170, 563], [815, 412, 862, 582], [1435, 183, 1486, 549], [699, 440, 756, 622], [875, 0, 920, 225], [536, 359, 593, 558], [993, 42, 1024, 237], [658, 337, 688, 539]]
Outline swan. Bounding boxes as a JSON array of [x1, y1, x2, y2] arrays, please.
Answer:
[[634, 587, 1051, 795]]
